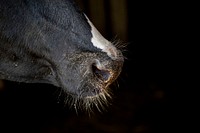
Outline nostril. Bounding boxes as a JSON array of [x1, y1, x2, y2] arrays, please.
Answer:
[[92, 64, 111, 82]]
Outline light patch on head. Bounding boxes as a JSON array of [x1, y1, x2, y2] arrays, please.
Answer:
[[84, 15, 118, 59]]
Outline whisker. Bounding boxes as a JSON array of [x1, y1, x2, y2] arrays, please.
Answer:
[[111, 37, 129, 52]]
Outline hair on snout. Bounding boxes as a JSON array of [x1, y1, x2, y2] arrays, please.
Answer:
[[55, 86, 113, 115]]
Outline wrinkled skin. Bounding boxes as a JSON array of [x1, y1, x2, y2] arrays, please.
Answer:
[[0, 0, 124, 110]]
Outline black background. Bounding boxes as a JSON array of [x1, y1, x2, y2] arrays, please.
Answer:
[[0, 0, 182, 133]]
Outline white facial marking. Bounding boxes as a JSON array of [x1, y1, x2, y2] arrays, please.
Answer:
[[85, 15, 118, 59]]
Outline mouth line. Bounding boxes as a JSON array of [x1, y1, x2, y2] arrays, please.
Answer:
[[70, 84, 108, 99], [59, 80, 113, 113], [79, 87, 105, 98]]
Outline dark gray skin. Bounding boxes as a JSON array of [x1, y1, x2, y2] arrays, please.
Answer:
[[0, 0, 124, 111]]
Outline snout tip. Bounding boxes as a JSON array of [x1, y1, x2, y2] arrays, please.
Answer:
[[91, 56, 123, 86], [92, 63, 111, 83]]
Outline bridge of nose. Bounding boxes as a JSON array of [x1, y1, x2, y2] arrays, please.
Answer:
[[84, 15, 123, 60]]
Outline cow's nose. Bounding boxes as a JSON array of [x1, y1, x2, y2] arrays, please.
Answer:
[[92, 60, 112, 83]]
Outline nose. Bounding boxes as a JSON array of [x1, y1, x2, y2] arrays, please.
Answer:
[[92, 63, 111, 82]]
